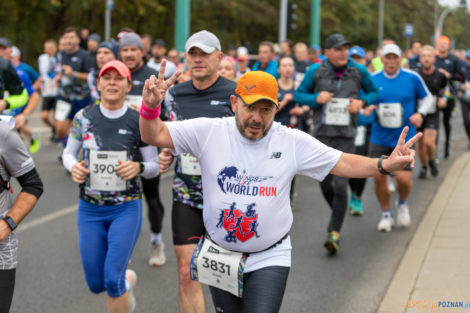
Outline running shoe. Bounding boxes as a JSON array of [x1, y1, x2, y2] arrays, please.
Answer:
[[377, 215, 394, 232], [429, 160, 439, 177], [323, 232, 340, 256], [29, 135, 40, 154], [126, 269, 137, 313], [349, 197, 364, 216], [396, 203, 411, 227], [418, 166, 427, 179], [148, 242, 166, 267], [387, 176, 396, 193]]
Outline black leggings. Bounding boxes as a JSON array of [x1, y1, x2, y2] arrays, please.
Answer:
[[0, 269, 15, 313], [141, 175, 165, 234], [316, 137, 355, 233], [440, 98, 455, 149], [460, 100, 470, 142], [209, 266, 290, 313]]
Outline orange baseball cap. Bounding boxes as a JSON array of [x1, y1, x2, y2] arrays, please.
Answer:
[[99, 60, 131, 81], [437, 35, 450, 45], [235, 71, 279, 108]]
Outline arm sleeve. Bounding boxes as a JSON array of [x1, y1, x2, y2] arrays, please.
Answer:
[[294, 130, 343, 181], [62, 135, 82, 172], [165, 118, 215, 159], [139, 145, 160, 179], [357, 64, 379, 105], [294, 64, 321, 108], [16, 168, 43, 199]]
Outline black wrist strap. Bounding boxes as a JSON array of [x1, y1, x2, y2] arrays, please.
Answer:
[[3, 216, 17, 231], [378, 155, 392, 175]]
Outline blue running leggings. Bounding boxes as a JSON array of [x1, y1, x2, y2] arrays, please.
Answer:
[[209, 266, 290, 313], [77, 199, 142, 297]]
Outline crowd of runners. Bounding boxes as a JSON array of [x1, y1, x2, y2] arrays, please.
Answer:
[[1, 25, 470, 313]]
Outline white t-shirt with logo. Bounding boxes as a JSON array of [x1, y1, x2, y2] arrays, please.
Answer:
[[167, 117, 342, 272]]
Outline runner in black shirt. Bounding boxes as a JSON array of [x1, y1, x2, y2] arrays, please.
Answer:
[[54, 27, 90, 143], [434, 36, 465, 158], [417, 45, 447, 178], [119, 32, 168, 268]]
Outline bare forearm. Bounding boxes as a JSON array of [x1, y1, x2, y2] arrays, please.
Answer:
[[139, 117, 174, 149], [7, 192, 38, 225], [76, 72, 88, 82], [331, 153, 381, 178]]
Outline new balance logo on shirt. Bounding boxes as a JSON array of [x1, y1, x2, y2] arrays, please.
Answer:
[[270, 152, 282, 159]]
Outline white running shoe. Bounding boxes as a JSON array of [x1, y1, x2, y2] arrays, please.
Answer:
[[387, 176, 396, 193], [397, 203, 411, 227], [377, 215, 394, 232], [148, 242, 166, 267], [126, 269, 137, 313]]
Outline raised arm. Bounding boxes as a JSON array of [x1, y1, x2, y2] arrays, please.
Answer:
[[139, 60, 180, 148]]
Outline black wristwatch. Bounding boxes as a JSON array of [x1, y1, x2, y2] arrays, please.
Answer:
[[139, 162, 145, 174], [3, 216, 17, 231], [378, 155, 392, 176]]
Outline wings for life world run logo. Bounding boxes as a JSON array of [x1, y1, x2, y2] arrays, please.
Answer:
[[216, 202, 260, 243], [216, 166, 277, 197]]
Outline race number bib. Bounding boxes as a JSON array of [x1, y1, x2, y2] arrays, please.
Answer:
[[377, 103, 403, 128], [124, 95, 143, 110], [190, 236, 247, 297], [180, 153, 202, 175], [43, 80, 58, 95], [55, 100, 72, 121], [89, 150, 127, 191], [323, 98, 350, 126], [354, 126, 367, 147], [427, 96, 437, 114]]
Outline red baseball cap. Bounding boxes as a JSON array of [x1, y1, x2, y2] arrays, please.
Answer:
[[99, 60, 131, 81]]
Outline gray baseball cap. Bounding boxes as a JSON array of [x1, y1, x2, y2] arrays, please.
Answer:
[[119, 32, 143, 51], [0, 37, 12, 48], [185, 30, 221, 54]]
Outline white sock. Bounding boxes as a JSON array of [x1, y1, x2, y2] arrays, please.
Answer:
[[150, 232, 162, 245]]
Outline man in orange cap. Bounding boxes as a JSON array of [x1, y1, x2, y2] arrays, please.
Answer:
[[140, 66, 422, 312], [435, 35, 465, 158]]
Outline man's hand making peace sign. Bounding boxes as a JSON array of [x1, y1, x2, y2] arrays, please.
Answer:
[[142, 59, 181, 109]]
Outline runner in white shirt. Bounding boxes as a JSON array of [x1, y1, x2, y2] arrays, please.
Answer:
[[140, 65, 421, 313]]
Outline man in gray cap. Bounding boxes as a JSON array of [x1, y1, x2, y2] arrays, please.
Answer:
[[159, 29, 235, 313], [119, 32, 169, 269], [86, 33, 101, 71], [295, 33, 379, 256]]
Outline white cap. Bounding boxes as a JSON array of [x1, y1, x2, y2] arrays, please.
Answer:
[[237, 46, 249, 56], [381, 44, 401, 57], [11, 46, 20, 57], [185, 30, 221, 54]]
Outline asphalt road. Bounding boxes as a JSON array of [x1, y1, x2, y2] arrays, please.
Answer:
[[8, 107, 469, 313]]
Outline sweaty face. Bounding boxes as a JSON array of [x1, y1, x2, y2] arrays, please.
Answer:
[[120, 46, 143, 71], [218, 60, 236, 81], [382, 54, 401, 75], [419, 50, 435, 69], [97, 48, 117, 68], [185, 47, 221, 80], [97, 69, 131, 104], [325, 45, 349, 67], [233, 97, 276, 141]]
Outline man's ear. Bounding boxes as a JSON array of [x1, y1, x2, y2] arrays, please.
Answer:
[[230, 95, 237, 113]]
